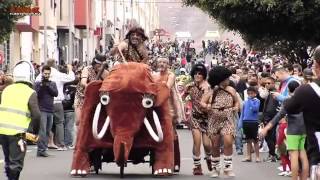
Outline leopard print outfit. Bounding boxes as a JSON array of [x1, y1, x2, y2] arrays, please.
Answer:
[[116, 43, 148, 64], [207, 89, 235, 137], [186, 83, 208, 133], [74, 66, 97, 108]]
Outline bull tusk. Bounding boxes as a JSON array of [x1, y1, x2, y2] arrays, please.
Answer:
[[144, 111, 163, 142], [92, 103, 110, 139]]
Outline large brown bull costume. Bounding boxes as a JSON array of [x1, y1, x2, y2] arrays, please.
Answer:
[[71, 62, 174, 177]]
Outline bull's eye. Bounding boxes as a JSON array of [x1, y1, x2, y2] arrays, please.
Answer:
[[142, 95, 154, 108], [100, 92, 110, 105]]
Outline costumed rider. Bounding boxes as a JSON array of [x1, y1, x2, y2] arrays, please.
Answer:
[[0, 61, 41, 180], [110, 26, 149, 64]]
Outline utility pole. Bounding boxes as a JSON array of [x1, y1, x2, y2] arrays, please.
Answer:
[[122, 0, 125, 38], [114, 0, 116, 42], [138, 2, 140, 25], [131, 0, 133, 22], [86, 0, 90, 64], [68, 0, 73, 64], [101, 0, 105, 53], [43, 0, 47, 63]]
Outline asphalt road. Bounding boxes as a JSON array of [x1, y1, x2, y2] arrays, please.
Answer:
[[0, 130, 289, 180]]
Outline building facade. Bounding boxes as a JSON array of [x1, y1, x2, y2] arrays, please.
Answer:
[[2, 0, 160, 72]]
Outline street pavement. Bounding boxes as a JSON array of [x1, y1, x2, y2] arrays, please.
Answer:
[[0, 130, 289, 180]]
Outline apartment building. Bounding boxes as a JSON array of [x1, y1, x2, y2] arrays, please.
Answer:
[[2, 0, 160, 72]]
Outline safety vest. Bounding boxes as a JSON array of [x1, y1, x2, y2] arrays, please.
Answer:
[[0, 83, 34, 135]]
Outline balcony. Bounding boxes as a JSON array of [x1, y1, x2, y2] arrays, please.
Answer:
[[74, 0, 93, 29]]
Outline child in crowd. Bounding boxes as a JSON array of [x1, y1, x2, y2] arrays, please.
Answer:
[[276, 119, 291, 176], [260, 81, 308, 179], [238, 86, 261, 162]]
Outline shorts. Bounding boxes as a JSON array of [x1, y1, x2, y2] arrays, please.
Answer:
[[286, 134, 306, 150], [243, 121, 259, 141]]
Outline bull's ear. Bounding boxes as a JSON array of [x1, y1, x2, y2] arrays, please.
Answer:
[[154, 83, 170, 107]]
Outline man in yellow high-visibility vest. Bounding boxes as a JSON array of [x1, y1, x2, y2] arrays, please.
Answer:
[[0, 61, 40, 180]]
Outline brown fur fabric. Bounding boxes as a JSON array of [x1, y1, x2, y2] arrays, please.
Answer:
[[71, 62, 174, 176]]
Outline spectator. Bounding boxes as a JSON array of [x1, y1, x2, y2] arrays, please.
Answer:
[[62, 76, 78, 150], [36, 59, 75, 151], [35, 65, 58, 157], [285, 45, 320, 178], [302, 68, 314, 84], [260, 77, 279, 162], [239, 86, 261, 162], [272, 66, 299, 103], [261, 81, 308, 180]]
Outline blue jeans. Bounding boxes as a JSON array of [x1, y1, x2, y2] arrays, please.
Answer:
[[37, 112, 53, 152], [64, 111, 75, 146], [235, 127, 243, 152], [53, 103, 65, 147]]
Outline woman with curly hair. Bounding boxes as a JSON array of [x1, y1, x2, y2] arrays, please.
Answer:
[[182, 63, 212, 175], [201, 66, 240, 178]]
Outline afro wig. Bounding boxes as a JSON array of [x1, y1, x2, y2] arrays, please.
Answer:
[[190, 63, 207, 80], [208, 66, 232, 88]]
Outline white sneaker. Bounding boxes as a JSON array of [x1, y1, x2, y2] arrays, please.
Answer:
[[210, 169, 220, 178], [285, 171, 292, 177], [277, 165, 290, 171], [277, 166, 283, 171], [57, 147, 67, 151], [67, 145, 75, 150], [278, 171, 288, 176], [224, 170, 235, 177], [259, 147, 269, 153]]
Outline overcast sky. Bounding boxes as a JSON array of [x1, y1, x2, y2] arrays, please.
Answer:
[[156, 0, 219, 43]]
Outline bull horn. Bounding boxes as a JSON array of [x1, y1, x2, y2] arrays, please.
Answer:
[[92, 103, 110, 139], [144, 111, 163, 142]]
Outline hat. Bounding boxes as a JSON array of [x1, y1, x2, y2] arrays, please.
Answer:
[[208, 66, 232, 87], [93, 54, 107, 64], [12, 60, 35, 84], [125, 26, 148, 41], [180, 68, 186, 74], [303, 68, 314, 79]]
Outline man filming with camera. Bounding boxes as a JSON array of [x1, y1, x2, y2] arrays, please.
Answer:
[[34, 65, 58, 157]]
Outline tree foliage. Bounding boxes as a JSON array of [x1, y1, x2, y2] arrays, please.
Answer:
[[183, 0, 320, 67], [0, 0, 32, 44]]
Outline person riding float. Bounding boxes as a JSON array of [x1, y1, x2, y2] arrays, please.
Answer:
[[110, 26, 149, 64]]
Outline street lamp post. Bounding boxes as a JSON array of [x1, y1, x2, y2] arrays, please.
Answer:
[[114, 0, 116, 41], [86, 0, 90, 64], [43, 0, 47, 63], [131, 0, 133, 21], [68, 0, 73, 64], [102, 0, 105, 53], [123, 0, 125, 38]]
